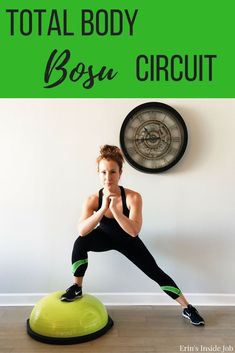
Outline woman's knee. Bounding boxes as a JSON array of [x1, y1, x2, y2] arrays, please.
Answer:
[[73, 235, 87, 250]]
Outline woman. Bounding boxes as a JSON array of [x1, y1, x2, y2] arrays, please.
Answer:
[[61, 145, 205, 326]]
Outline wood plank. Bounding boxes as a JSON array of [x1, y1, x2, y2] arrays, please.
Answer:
[[0, 306, 234, 353]]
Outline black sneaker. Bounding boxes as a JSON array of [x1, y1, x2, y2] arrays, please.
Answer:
[[182, 304, 205, 326], [60, 284, 83, 302]]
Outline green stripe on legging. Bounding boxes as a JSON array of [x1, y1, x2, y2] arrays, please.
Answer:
[[72, 259, 88, 274], [161, 286, 182, 296]]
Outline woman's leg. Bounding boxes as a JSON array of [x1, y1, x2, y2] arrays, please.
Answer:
[[116, 236, 204, 325], [175, 294, 189, 308], [117, 236, 183, 301], [71, 227, 113, 282], [74, 276, 84, 287], [61, 228, 114, 301]]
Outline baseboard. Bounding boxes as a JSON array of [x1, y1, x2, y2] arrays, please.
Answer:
[[94, 293, 235, 306], [0, 292, 235, 306]]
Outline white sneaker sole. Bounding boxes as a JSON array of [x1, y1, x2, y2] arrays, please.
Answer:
[[60, 294, 83, 302], [182, 312, 205, 326]]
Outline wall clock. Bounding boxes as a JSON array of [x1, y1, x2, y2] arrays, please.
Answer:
[[119, 102, 188, 173]]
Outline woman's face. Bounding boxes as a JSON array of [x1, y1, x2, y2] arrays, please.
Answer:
[[98, 159, 122, 189]]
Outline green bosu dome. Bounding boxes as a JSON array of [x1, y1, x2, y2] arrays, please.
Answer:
[[27, 291, 113, 344]]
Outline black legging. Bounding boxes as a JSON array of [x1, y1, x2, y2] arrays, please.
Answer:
[[71, 226, 182, 300]]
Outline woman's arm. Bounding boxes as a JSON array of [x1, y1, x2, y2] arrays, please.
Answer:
[[78, 194, 108, 236], [110, 192, 143, 237], [78, 194, 109, 236]]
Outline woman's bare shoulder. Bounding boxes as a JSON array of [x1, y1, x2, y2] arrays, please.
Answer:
[[83, 192, 99, 210], [124, 188, 142, 202]]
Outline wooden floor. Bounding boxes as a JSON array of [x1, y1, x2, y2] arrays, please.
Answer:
[[0, 306, 234, 353]]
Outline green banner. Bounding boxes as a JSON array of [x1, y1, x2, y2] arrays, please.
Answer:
[[0, 0, 234, 97]]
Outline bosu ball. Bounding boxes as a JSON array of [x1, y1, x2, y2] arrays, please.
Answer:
[[26, 291, 113, 344]]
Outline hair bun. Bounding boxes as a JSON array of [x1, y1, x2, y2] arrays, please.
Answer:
[[97, 145, 124, 171], [100, 145, 120, 156]]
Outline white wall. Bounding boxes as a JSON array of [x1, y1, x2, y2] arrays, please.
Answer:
[[0, 99, 234, 302]]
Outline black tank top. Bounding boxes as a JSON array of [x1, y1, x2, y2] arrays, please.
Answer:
[[97, 186, 130, 236]]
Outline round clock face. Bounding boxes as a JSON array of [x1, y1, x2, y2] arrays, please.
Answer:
[[119, 102, 188, 173]]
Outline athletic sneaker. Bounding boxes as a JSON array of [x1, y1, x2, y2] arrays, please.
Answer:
[[182, 304, 205, 326], [60, 284, 83, 302]]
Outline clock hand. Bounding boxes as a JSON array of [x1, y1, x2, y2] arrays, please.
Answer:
[[135, 136, 160, 142]]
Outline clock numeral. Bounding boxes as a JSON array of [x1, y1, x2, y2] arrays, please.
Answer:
[[168, 146, 179, 157], [154, 158, 167, 168], [134, 113, 145, 123], [169, 124, 179, 131], [161, 158, 169, 167], [171, 136, 181, 143], [125, 137, 134, 144], [139, 155, 148, 162], [126, 146, 136, 156], [127, 146, 137, 155]]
